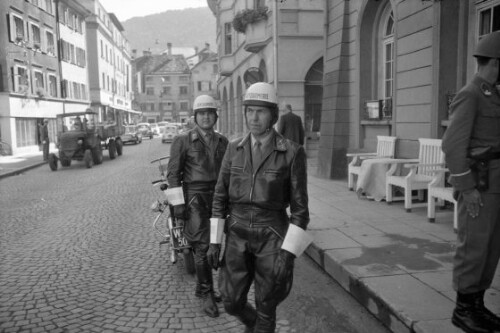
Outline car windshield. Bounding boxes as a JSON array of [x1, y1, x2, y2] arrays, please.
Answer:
[[137, 124, 150, 130], [125, 126, 136, 134]]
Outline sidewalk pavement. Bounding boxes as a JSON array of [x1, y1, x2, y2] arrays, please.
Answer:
[[1, 154, 498, 333]]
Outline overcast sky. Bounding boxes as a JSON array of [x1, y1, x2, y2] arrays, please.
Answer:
[[99, 0, 208, 21]]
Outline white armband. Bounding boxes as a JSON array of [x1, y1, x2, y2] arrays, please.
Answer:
[[165, 186, 185, 206], [210, 218, 225, 244], [281, 224, 313, 257]]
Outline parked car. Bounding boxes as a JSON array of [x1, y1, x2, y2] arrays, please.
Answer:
[[158, 121, 169, 132], [161, 125, 180, 143], [122, 125, 142, 145], [137, 123, 154, 139], [150, 123, 160, 136]]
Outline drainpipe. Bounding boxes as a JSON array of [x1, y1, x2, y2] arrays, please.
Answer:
[[273, 0, 279, 96], [54, 0, 65, 114]]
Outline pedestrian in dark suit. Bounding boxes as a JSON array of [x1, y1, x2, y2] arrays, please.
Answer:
[[442, 31, 500, 333], [39, 119, 49, 161], [277, 104, 304, 145]]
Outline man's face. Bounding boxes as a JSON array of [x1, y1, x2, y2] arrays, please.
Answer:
[[246, 105, 273, 138], [196, 110, 217, 130]]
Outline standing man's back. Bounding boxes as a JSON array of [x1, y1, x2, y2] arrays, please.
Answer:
[[277, 104, 304, 145]]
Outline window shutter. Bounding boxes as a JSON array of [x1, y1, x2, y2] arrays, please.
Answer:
[[9, 13, 16, 42]]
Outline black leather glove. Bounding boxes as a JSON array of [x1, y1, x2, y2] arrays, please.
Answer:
[[207, 244, 221, 270], [274, 250, 295, 282], [173, 204, 186, 219]]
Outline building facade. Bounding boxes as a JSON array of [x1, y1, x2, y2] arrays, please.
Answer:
[[208, 0, 325, 143], [318, 0, 497, 179], [132, 52, 192, 124], [81, 0, 136, 124], [0, 0, 92, 155]]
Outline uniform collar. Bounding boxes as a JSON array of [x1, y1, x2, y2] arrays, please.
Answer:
[[237, 130, 288, 152]]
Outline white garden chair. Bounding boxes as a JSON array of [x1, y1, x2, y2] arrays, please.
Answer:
[[428, 168, 457, 230], [347, 136, 397, 190], [385, 138, 445, 212]]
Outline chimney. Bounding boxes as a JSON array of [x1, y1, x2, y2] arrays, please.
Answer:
[[194, 46, 199, 55], [167, 42, 172, 56], [205, 43, 210, 51], [132, 49, 137, 59], [143, 50, 151, 57]]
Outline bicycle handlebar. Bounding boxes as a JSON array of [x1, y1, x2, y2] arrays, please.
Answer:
[[150, 155, 170, 164]]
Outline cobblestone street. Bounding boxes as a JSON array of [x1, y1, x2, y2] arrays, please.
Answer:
[[0, 138, 388, 333]]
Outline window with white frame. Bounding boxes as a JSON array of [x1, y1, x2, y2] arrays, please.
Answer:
[[48, 74, 57, 97], [44, 0, 53, 15], [72, 82, 80, 99], [16, 118, 38, 147], [162, 86, 171, 95], [12, 65, 29, 93], [382, 12, 394, 99], [478, 1, 500, 39], [146, 87, 155, 95], [10, 14, 25, 44], [179, 86, 188, 95], [45, 30, 55, 55], [33, 70, 45, 91], [30, 23, 42, 50]]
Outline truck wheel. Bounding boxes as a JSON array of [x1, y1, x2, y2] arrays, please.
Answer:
[[84, 149, 93, 168], [48, 153, 58, 171], [109, 140, 116, 160], [116, 139, 123, 156], [92, 145, 103, 165], [183, 249, 196, 275]]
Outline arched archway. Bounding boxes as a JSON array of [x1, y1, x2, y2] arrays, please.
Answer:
[[304, 58, 323, 142]]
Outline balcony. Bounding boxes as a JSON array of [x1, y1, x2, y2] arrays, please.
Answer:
[[244, 20, 271, 53], [219, 55, 235, 77]]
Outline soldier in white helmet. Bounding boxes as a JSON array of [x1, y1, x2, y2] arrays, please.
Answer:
[[166, 94, 228, 317], [208, 82, 311, 332]]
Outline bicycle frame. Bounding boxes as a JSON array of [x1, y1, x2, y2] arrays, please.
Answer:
[[150, 156, 195, 273]]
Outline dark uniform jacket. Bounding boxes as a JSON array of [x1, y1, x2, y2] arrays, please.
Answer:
[[167, 127, 228, 191], [442, 74, 500, 193], [277, 112, 305, 146], [212, 130, 309, 229]]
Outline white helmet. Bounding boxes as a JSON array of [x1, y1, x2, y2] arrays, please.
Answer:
[[243, 82, 279, 127], [193, 95, 217, 111], [243, 82, 278, 108], [193, 95, 218, 125]]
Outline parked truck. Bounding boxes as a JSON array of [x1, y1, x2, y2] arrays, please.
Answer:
[[48, 109, 125, 171]]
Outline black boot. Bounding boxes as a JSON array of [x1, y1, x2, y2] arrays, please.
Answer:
[[452, 292, 493, 333], [202, 292, 219, 318], [236, 303, 257, 333], [476, 291, 500, 331], [195, 262, 219, 318]]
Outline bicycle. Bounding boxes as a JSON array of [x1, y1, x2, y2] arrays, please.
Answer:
[[0, 140, 12, 156], [150, 155, 195, 275]]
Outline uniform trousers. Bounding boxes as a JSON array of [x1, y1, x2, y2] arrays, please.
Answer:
[[454, 192, 500, 293], [219, 217, 293, 333]]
